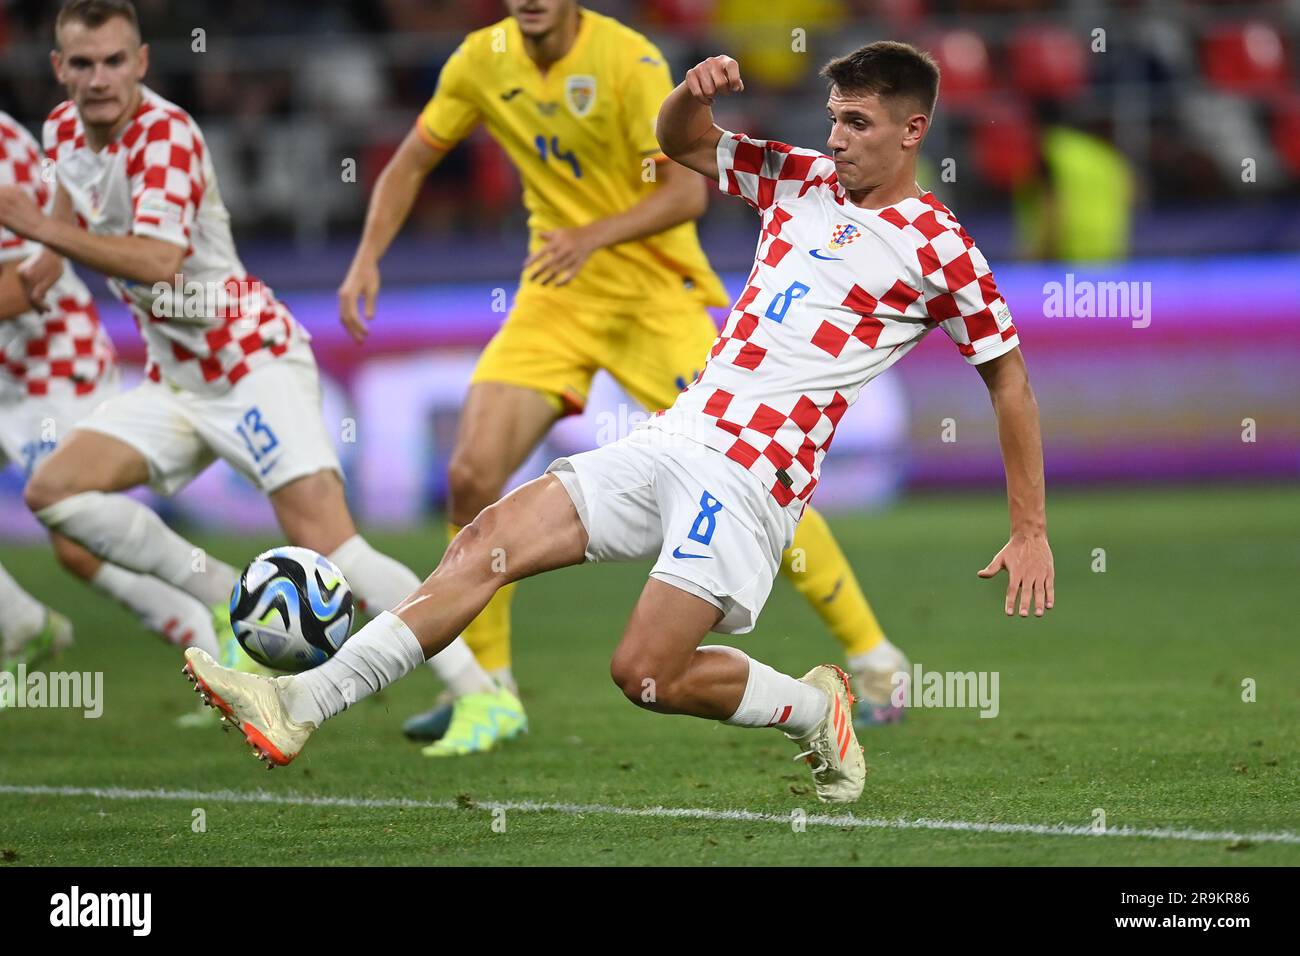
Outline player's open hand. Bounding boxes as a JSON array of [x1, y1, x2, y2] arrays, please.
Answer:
[[0, 185, 47, 240], [524, 226, 596, 287], [17, 248, 62, 313], [979, 533, 1054, 617], [684, 56, 744, 105], [338, 257, 380, 343]]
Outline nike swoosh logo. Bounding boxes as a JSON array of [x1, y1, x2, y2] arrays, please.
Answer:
[[671, 547, 712, 560], [809, 249, 843, 261], [500, 88, 524, 101]]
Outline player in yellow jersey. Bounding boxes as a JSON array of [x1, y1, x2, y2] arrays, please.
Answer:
[[338, 0, 911, 754]]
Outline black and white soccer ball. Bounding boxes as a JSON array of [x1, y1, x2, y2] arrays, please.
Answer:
[[229, 546, 355, 672]]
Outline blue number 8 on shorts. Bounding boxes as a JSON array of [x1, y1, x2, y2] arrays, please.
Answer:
[[687, 491, 723, 546]]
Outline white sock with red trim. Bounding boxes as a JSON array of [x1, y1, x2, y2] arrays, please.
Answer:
[[90, 563, 220, 657], [719, 649, 828, 736]]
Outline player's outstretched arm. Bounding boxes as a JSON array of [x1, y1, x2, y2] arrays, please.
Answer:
[[975, 347, 1055, 618], [656, 55, 744, 181], [0, 184, 182, 286], [339, 126, 448, 342]]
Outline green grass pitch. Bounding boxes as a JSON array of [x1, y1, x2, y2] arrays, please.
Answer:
[[0, 484, 1296, 866]]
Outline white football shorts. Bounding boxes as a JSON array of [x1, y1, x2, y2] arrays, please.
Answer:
[[73, 344, 341, 495], [546, 426, 796, 634], [0, 372, 120, 477]]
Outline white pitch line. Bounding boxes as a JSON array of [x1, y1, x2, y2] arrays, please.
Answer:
[[1, 783, 1297, 845]]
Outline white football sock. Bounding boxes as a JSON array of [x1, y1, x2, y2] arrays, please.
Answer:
[[328, 534, 494, 695], [284, 610, 425, 725], [848, 638, 903, 673], [36, 491, 237, 605], [0, 561, 48, 653], [90, 563, 220, 657], [489, 666, 518, 696], [720, 649, 828, 736], [422, 642, 496, 696]]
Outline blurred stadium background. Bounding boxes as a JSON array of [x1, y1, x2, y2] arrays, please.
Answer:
[[1, 0, 1296, 535]]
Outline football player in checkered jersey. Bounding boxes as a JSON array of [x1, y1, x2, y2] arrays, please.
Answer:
[[0, 108, 231, 702], [0, 0, 517, 750], [340, 0, 913, 753], [182, 42, 1053, 802]]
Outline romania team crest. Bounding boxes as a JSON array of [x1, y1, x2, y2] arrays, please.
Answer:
[[565, 74, 597, 117], [828, 223, 860, 250]]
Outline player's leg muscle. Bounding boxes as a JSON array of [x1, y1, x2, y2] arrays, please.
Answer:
[[393, 474, 586, 657], [268, 468, 358, 555], [609, 578, 749, 720], [446, 382, 561, 525], [270, 478, 585, 732], [266, 451, 497, 696], [23, 428, 151, 511]]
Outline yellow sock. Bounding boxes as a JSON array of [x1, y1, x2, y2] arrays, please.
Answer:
[[779, 506, 885, 657], [447, 522, 516, 672]]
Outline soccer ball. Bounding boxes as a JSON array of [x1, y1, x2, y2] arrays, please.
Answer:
[[229, 546, 355, 672]]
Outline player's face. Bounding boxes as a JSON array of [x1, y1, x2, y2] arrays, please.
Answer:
[[51, 17, 148, 131], [505, 0, 573, 39], [825, 87, 924, 192]]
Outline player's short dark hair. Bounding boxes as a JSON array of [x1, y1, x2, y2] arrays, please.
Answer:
[[56, 0, 140, 43], [820, 41, 940, 119]]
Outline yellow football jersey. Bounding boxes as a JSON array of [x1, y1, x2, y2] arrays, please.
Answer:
[[418, 8, 728, 307]]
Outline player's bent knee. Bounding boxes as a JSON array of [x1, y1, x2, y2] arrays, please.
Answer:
[[609, 657, 645, 706], [23, 463, 76, 515], [609, 650, 670, 709]]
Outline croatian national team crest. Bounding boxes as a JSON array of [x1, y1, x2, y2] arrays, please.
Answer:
[[565, 75, 597, 118], [828, 223, 860, 250]]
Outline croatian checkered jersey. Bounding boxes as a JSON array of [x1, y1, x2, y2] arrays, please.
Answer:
[[0, 111, 113, 399], [645, 131, 1019, 521], [43, 87, 300, 394]]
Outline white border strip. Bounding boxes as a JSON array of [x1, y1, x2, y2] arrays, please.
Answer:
[[2, 783, 1297, 845]]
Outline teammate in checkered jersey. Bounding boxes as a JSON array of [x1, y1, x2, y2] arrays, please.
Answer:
[[0, 0, 512, 746], [1, 108, 231, 697], [181, 41, 1053, 803]]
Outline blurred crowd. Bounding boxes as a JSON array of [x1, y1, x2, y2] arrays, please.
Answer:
[[2, 0, 1297, 259]]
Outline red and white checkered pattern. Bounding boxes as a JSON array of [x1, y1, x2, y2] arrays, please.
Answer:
[[645, 132, 1019, 521], [44, 88, 300, 395], [0, 112, 114, 399], [0, 112, 48, 258], [131, 277, 294, 387]]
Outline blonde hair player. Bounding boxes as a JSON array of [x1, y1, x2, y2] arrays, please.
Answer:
[[0, 109, 224, 710], [0, 0, 514, 748]]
